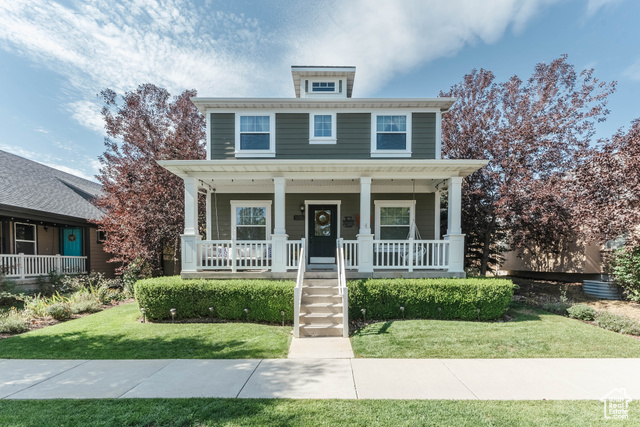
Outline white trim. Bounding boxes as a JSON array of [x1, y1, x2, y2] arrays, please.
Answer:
[[14, 222, 37, 255], [304, 200, 342, 262], [206, 112, 212, 160], [234, 112, 276, 157], [230, 200, 273, 240], [370, 112, 412, 157], [374, 200, 416, 240], [434, 190, 441, 240], [308, 112, 337, 144], [435, 111, 442, 160]]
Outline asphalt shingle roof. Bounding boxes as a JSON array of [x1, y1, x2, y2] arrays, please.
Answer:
[[0, 150, 104, 221]]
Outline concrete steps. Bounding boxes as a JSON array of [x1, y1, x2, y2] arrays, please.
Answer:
[[298, 274, 345, 337]]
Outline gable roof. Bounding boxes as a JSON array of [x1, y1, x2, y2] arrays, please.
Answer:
[[0, 150, 104, 221]]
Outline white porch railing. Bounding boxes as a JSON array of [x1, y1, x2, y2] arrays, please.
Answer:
[[0, 254, 87, 279], [336, 239, 349, 338], [293, 242, 305, 338], [373, 239, 449, 271], [342, 240, 359, 270], [197, 239, 305, 271]]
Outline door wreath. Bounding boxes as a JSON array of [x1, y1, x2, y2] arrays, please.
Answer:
[[315, 210, 330, 226]]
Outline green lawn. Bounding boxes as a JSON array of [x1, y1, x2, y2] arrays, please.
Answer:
[[351, 303, 640, 358], [0, 399, 635, 426], [0, 302, 292, 359]]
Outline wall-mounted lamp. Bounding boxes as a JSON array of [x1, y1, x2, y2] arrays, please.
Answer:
[[300, 204, 305, 213]]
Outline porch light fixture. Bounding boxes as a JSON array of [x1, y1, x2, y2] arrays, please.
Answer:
[[170, 308, 176, 323], [140, 307, 146, 323], [300, 204, 305, 213]]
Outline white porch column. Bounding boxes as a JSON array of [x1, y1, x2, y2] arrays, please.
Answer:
[[434, 190, 441, 240], [444, 176, 465, 275], [181, 176, 199, 273], [271, 177, 287, 272], [357, 177, 374, 273], [205, 188, 212, 240]]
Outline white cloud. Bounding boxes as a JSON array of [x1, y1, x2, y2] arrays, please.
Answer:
[[623, 58, 640, 81], [585, 0, 622, 17], [0, 0, 566, 129]]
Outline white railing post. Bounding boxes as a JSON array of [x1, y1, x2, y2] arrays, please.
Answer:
[[271, 235, 287, 273], [408, 238, 414, 273], [55, 254, 62, 274], [231, 239, 237, 273], [19, 253, 25, 279]]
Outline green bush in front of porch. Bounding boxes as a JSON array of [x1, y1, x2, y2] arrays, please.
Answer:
[[134, 277, 295, 323], [347, 278, 515, 321]]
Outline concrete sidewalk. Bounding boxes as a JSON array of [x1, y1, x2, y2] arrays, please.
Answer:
[[2, 358, 640, 400]]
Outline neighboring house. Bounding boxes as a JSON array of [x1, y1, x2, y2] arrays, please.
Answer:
[[160, 66, 488, 279], [0, 150, 116, 280]]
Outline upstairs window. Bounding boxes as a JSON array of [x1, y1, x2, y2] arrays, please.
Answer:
[[309, 113, 337, 144], [235, 114, 275, 157], [312, 82, 335, 92], [371, 113, 412, 157]]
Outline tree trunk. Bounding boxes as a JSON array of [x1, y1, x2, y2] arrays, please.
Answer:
[[480, 231, 491, 276]]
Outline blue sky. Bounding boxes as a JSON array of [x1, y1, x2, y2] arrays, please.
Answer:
[[0, 0, 638, 182]]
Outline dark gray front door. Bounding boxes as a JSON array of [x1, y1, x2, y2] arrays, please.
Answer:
[[308, 204, 337, 263]]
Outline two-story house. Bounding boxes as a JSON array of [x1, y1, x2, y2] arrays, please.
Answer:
[[159, 66, 487, 279]]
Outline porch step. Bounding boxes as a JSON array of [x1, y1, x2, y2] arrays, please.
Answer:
[[303, 278, 339, 287], [300, 312, 343, 324], [303, 285, 340, 295], [299, 324, 344, 337], [300, 302, 343, 314], [301, 294, 342, 304], [303, 272, 339, 279]]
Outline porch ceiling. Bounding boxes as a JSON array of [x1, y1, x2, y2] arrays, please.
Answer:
[[198, 178, 442, 193], [158, 159, 488, 181]]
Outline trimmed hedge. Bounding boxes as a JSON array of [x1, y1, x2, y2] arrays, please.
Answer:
[[348, 278, 515, 321], [134, 277, 295, 323]]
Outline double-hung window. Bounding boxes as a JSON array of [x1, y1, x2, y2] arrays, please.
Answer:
[[374, 201, 416, 240], [309, 112, 337, 144], [15, 222, 36, 254], [371, 113, 412, 157], [231, 201, 272, 241], [235, 114, 275, 157]]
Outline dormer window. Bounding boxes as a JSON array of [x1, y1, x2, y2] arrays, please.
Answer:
[[235, 113, 276, 157], [312, 82, 336, 93]]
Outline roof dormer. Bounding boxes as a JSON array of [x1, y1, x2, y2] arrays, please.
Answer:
[[291, 66, 356, 99]]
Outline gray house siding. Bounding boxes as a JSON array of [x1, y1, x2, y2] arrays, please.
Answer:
[[208, 192, 435, 240], [210, 113, 235, 160], [411, 113, 436, 159], [209, 112, 436, 160]]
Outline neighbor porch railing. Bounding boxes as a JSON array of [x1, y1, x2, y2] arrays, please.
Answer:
[[373, 239, 449, 271], [0, 254, 87, 279], [197, 239, 305, 272]]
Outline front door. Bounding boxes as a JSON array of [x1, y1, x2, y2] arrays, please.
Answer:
[[61, 227, 83, 256], [308, 204, 337, 263]]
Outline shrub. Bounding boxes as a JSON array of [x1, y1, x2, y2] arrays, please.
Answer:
[[541, 301, 571, 315], [347, 278, 515, 321], [67, 292, 102, 314], [46, 303, 72, 321], [567, 304, 597, 321], [610, 247, 640, 301], [595, 312, 640, 335], [0, 309, 29, 334], [134, 277, 295, 322]]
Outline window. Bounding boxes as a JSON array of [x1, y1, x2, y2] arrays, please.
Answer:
[[235, 114, 275, 157], [312, 82, 335, 92], [375, 201, 416, 240], [371, 113, 412, 157], [309, 113, 337, 144], [231, 201, 272, 241], [97, 230, 106, 244], [14, 222, 36, 254]]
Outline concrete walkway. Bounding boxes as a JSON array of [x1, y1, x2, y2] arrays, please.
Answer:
[[2, 358, 640, 400], [288, 338, 354, 359]]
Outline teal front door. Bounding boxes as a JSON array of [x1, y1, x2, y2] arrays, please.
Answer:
[[61, 228, 83, 256]]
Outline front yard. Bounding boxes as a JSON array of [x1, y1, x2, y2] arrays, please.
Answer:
[[351, 303, 640, 358], [0, 302, 292, 359], [0, 399, 635, 426]]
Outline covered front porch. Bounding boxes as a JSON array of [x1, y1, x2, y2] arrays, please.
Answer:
[[159, 159, 487, 278]]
